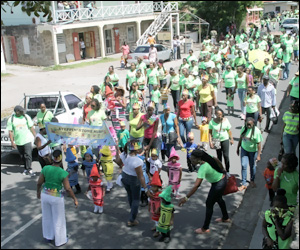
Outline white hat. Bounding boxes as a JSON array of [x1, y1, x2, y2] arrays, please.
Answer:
[[192, 71, 198, 76]]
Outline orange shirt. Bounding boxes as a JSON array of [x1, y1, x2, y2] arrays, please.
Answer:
[[148, 37, 156, 45], [263, 168, 274, 189]]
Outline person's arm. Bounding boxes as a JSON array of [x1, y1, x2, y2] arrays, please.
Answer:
[[30, 126, 36, 138], [191, 105, 198, 126], [256, 141, 262, 162], [211, 89, 217, 107], [135, 166, 149, 193], [228, 129, 234, 145], [9, 130, 17, 149], [272, 167, 282, 192], [236, 136, 243, 156], [178, 178, 203, 206], [36, 173, 45, 199], [34, 136, 51, 151], [286, 84, 292, 97], [174, 117, 183, 147], [274, 217, 293, 240], [63, 177, 78, 207], [246, 74, 249, 90], [126, 78, 130, 91], [258, 101, 262, 117], [262, 218, 275, 247], [136, 116, 144, 131], [209, 128, 214, 149]]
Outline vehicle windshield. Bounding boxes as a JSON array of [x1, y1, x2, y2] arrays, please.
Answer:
[[134, 46, 150, 53], [283, 19, 298, 24], [65, 94, 81, 110]]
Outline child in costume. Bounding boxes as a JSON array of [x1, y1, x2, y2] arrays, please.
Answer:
[[263, 158, 278, 206], [182, 132, 198, 172], [138, 147, 150, 207], [100, 146, 114, 192], [198, 117, 209, 151], [148, 171, 162, 237], [167, 147, 182, 199], [65, 147, 81, 194], [87, 164, 105, 214], [82, 148, 96, 181], [157, 185, 175, 243], [117, 121, 130, 153], [147, 148, 163, 182]]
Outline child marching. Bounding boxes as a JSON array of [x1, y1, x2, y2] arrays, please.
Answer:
[[198, 117, 210, 151], [65, 147, 81, 194], [167, 147, 182, 199], [100, 146, 114, 192], [263, 158, 278, 206]]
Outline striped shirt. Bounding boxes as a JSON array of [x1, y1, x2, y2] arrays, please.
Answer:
[[283, 111, 299, 135]]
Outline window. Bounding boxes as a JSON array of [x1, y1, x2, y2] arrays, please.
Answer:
[[65, 94, 81, 110], [275, 6, 280, 13], [156, 45, 163, 52], [27, 96, 65, 115], [127, 26, 135, 42], [134, 46, 150, 53], [283, 19, 298, 24], [56, 34, 66, 53]]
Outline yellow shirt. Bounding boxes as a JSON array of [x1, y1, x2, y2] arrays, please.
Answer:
[[148, 37, 155, 45], [199, 124, 209, 142], [198, 84, 214, 104]]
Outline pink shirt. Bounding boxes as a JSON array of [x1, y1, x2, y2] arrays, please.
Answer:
[[141, 114, 158, 139], [178, 99, 194, 118], [122, 45, 130, 55]]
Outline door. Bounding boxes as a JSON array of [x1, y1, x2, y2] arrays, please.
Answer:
[[72, 32, 81, 61], [113, 28, 120, 53], [84, 31, 96, 58], [10, 37, 18, 64], [105, 29, 113, 54]]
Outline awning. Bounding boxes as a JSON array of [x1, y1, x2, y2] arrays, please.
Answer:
[[287, 2, 298, 5], [247, 8, 264, 13]]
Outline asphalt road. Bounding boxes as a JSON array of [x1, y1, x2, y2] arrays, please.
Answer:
[[1, 43, 298, 249]]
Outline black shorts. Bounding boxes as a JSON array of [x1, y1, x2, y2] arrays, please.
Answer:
[[143, 137, 160, 150]]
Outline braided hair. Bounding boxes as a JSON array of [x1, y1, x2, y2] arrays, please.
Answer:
[[241, 117, 256, 140]]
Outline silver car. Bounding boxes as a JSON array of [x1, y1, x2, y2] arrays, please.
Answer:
[[281, 18, 299, 33], [127, 44, 173, 65]]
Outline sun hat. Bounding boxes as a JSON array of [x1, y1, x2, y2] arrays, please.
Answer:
[[84, 148, 94, 159], [128, 141, 142, 151], [182, 89, 189, 96], [65, 147, 76, 163], [159, 185, 173, 202], [105, 86, 114, 96], [201, 116, 208, 123], [168, 147, 180, 161], [14, 105, 24, 113], [52, 149, 62, 163], [151, 148, 158, 156], [100, 145, 112, 156], [201, 75, 209, 81], [120, 121, 126, 127], [150, 171, 162, 187], [192, 71, 198, 76], [132, 102, 140, 109], [115, 86, 125, 95], [163, 103, 170, 110], [147, 101, 155, 109]]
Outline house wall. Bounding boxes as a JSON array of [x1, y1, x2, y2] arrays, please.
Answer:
[[263, 3, 293, 13], [2, 25, 54, 66]]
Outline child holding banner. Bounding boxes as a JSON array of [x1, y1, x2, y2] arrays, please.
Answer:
[[99, 146, 114, 192]]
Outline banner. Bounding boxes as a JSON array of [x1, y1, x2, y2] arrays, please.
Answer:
[[45, 122, 116, 148]]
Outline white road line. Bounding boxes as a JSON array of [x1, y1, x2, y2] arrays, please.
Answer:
[[1, 213, 42, 248]]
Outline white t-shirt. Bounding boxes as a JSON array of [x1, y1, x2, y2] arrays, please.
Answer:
[[122, 155, 144, 177], [80, 41, 85, 49], [147, 158, 162, 175]]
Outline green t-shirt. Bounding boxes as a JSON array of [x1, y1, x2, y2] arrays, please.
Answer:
[[137, 62, 147, 75], [197, 162, 223, 183], [136, 75, 146, 90], [240, 126, 263, 152], [187, 55, 198, 65], [211, 53, 222, 67], [130, 90, 142, 109], [293, 39, 299, 50], [274, 168, 299, 206], [117, 129, 130, 148], [129, 112, 144, 138], [222, 70, 237, 88], [151, 89, 161, 103], [179, 63, 190, 75], [189, 65, 198, 74], [245, 95, 261, 113], [289, 76, 299, 99], [6, 114, 34, 146], [170, 74, 180, 91], [283, 51, 291, 63], [283, 111, 299, 135], [209, 118, 231, 142], [234, 57, 247, 67], [269, 67, 280, 82], [258, 40, 268, 51], [157, 67, 167, 80], [272, 43, 281, 53], [87, 109, 107, 126], [235, 73, 247, 89], [106, 72, 119, 86], [284, 38, 294, 53], [37, 110, 54, 127], [199, 50, 209, 59], [126, 69, 137, 86], [227, 96, 234, 107], [41, 165, 69, 191], [262, 64, 272, 78], [147, 68, 159, 85]]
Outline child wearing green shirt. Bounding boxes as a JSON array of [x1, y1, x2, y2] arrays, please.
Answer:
[[117, 121, 130, 152], [151, 83, 161, 115]]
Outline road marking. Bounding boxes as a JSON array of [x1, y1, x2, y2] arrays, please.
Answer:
[[1, 213, 42, 248]]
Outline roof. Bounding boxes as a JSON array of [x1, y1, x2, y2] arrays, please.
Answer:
[[28, 92, 76, 96], [247, 7, 264, 13]]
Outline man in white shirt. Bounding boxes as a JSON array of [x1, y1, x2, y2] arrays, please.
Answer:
[[80, 38, 86, 59], [176, 35, 181, 59], [172, 36, 177, 60]]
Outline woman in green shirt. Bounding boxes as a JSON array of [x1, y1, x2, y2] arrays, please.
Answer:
[[179, 58, 190, 76], [235, 66, 249, 120], [244, 86, 262, 126], [236, 117, 263, 190], [146, 62, 159, 99], [106, 66, 119, 87], [178, 149, 230, 234], [286, 72, 299, 102], [37, 149, 78, 247], [167, 68, 180, 111], [157, 60, 168, 88], [126, 63, 137, 91], [36, 103, 54, 128]]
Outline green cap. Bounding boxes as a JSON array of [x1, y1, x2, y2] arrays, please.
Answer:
[[159, 185, 173, 202]]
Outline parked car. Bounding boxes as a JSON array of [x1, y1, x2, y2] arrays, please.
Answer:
[[262, 11, 276, 19], [280, 18, 299, 33], [127, 44, 173, 65], [1, 91, 83, 153]]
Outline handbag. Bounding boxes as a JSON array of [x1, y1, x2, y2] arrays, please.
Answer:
[[212, 121, 222, 150], [270, 107, 279, 125], [223, 173, 238, 195]]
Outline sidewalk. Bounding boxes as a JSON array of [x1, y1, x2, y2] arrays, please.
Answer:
[[221, 65, 299, 249]]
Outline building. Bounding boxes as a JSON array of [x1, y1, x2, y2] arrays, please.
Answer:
[[263, 1, 299, 14], [1, 1, 179, 66]]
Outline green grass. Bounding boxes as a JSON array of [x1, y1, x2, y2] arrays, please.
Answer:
[[1, 73, 14, 77], [43, 57, 119, 71]]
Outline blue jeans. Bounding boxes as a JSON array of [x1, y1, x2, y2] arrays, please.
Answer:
[[237, 89, 247, 115], [154, 103, 159, 115], [282, 132, 299, 154], [178, 118, 193, 144], [283, 62, 290, 79], [173, 47, 177, 60], [121, 172, 141, 222], [148, 84, 154, 99], [241, 147, 258, 186]]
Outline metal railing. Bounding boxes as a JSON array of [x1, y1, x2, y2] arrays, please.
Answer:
[[53, 2, 177, 23]]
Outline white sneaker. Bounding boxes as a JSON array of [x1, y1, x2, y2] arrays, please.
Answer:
[[98, 206, 103, 214], [29, 170, 36, 177], [94, 206, 98, 213], [23, 170, 28, 175]]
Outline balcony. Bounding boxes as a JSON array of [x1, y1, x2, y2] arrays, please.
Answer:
[[53, 2, 178, 24]]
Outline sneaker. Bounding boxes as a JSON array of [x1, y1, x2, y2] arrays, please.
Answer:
[[29, 170, 36, 177], [153, 231, 160, 238], [98, 206, 103, 214], [23, 170, 28, 176], [74, 189, 81, 194], [106, 188, 111, 192], [93, 207, 98, 213], [164, 237, 171, 243], [241, 114, 246, 120]]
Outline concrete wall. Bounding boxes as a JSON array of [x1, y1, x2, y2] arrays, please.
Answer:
[[2, 25, 54, 66], [263, 3, 293, 13]]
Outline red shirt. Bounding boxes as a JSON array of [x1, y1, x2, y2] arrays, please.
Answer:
[[263, 168, 274, 190], [178, 99, 194, 119], [83, 104, 93, 121]]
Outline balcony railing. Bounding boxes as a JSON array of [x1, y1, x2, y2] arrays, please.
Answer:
[[53, 2, 178, 23]]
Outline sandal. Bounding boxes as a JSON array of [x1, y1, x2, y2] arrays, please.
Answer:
[[194, 228, 210, 234], [238, 185, 247, 191], [215, 218, 232, 223]]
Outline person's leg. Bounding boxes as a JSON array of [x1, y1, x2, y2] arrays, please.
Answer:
[[23, 142, 33, 171], [248, 151, 257, 185], [216, 148, 223, 163], [238, 89, 246, 115], [129, 178, 141, 222], [171, 90, 176, 110], [51, 196, 67, 247], [285, 62, 290, 79], [290, 133, 299, 154], [187, 157, 193, 172], [122, 173, 133, 208], [148, 84, 153, 99], [38, 155, 47, 169], [185, 118, 194, 140], [175, 90, 180, 110], [202, 183, 219, 230], [178, 120, 186, 144], [166, 143, 173, 158], [155, 103, 159, 115], [221, 140, 230, 172], [253, 111, 259, 126], [173, 47, 177, 60], [241, 147, 249, 186], [269, 188, 275, 205], [206, 99, 213, 122], [41, 193, 55, 241], [215, 177, 229, 220], [264, 107, 271, 131], [17, 144, 27, 170]]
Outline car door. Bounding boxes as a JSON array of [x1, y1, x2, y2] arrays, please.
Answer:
[[156, 45, 163, 61], [63, 94, 83, 123]]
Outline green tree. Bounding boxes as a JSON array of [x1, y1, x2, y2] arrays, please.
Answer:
[[179, 1, 263, 34], [1, 1, 52, 25]]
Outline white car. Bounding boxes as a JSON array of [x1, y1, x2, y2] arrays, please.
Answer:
[[127, 44, 173, 65], [1, 91, 83, 153], [281, 18, 299, 33]]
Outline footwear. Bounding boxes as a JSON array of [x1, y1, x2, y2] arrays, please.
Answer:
[[175, 195, 181, 199], [98, 206, 103, 214], [238, 185, 247, 191], [153, 231, 160, 238], [94, 206, 98, 213], [195, 228, 210, 234], [106, 188, 111, 192], [250, 181, 257, 188], [127, 220, 139, 227], [158, 235, 165, 242], [264, 129, 270, 133], [23, 170, 28, 176], [240, 114, 246, 120], [164, 237, 171, 243], [74, 189, 81, 194], [29, 170, 36, 177], [215, 218, 231, 223], [151, 226, 156, 231]]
